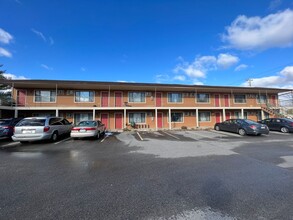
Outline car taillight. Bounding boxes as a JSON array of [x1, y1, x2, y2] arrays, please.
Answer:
[[2, 126, 12, 130], [85, 127, 96, 131], [71, 127, 79, 131], [290, 122, 293, 127], [250, 125, 257, 130], [43, 126, 50, 132]]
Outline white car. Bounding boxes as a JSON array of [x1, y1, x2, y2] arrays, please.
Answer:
[[70, 120, 106, 139], [12, 117, 72, 143]]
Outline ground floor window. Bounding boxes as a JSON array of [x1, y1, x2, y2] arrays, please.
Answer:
[[129, 113, 146, 124], [74, 113, 93, 125], [170, 112, 183, 122], [234, 111, 241, 119], [199, 112, 210, 122], [244, 112, 248, 119]]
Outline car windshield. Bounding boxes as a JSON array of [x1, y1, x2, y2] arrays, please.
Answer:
[[77, 121, 97, 127], [0, 119, 11, 126], [17, 119, 46, 126]]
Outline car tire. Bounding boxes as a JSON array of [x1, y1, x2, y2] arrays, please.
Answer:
[[215, 125, 220, 131], [238, 128, 246, 136], [280, 127, 289, 133], [51, 131, 58, 142], [96, 131, 100, 139]]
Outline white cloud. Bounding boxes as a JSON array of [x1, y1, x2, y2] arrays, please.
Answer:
[[235, 64, 248, 71], [174, 53, 239, 80], [81, 67, 86, 72], [49, 37, 54, 45], [41, 64, 53, 70], [217, 53, 239, 69], [3, 73, 27, 80], [0, 47, 12, 58], [0, 28, 13, 44], [269, 0, 282, 10], [31, 28, 46, 42], [173, 75, 186, 81], [241, 65, 293, 88], [155, 74, 171, 83], [222, 9, 293, 50]]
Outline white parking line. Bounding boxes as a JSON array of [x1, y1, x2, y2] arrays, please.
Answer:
[[210, 130, 243, 137], [54, 137, 72, 145], [100, 136, 108, 143], [1, 142, 20, 148], [161, 131, 180, 140], [136, 132, 144, 141], [270, 131, 291, 135]]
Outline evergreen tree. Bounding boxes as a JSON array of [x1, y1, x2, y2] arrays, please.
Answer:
[[0, 64, 12, 105]]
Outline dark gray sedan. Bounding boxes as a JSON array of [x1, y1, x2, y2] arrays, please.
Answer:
[[214, 119, 269, 136]]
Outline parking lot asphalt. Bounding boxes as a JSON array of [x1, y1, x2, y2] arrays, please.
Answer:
[[1, 130, 293, 220]]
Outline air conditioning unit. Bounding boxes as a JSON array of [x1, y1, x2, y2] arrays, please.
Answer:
[[66, 90, 74, 95], [58, 90, 64, 95]]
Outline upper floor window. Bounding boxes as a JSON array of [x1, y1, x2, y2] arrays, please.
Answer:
[[197, 93, 209, 103], [168, 93, 182, 103], [234, 94, 246, 103], [75, 91, 94, 102], [35, 90, 56, 102], [256, 94, 267, 104], [129, 92, 145, 103]]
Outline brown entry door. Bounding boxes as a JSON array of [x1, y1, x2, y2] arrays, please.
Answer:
[[156, 92, 162, 107], [215, 95, 220, 107], [115, 113, 123, 129], [157, 112, 163, 128], [101, 113, 109, 129], [215, 112, 221, 123], [101, 92, 109, 107], [115, 92, 122, 107], [17, 90, 26, 106]]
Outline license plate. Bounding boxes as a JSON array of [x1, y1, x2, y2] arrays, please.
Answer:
[[79, 129, 86, 133], [261, 127, 266, 129], [22, 130, 35, 134]]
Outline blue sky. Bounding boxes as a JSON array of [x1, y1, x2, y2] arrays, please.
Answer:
[[1, 0, 293, 88]]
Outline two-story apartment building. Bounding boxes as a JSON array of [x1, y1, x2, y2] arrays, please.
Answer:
[[0, 80, 291, 130]]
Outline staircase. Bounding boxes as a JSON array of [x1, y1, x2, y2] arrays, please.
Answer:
[[261, 104, 293, 118]]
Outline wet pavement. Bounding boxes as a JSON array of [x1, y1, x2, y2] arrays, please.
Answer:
[[0, 131, 293, 219]]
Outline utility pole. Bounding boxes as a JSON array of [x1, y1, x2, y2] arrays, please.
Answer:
[[247, 78, 253, 87]]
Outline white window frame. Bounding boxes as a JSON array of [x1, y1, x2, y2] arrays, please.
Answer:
[[196, 93, 210, 103], [234, 94, 246, 104], [167, 93, 183, 103], [168, 112, 184, 123], [74, 91, 95, 103], [34, 90, 56, 103], [256, 94, 267, 104], [198, 112, 211, 122], [128, 112, 146, 124], [128, 92, 146, 103]]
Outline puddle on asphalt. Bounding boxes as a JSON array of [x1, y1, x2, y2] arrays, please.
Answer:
[[155, 207, 236, 220], [10, 152, 43, 158]]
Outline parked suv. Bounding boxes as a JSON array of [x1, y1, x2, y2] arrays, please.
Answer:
[[0, 118, 23, 139], [258, 118, 293, 133], [12, 117, 72, 143]]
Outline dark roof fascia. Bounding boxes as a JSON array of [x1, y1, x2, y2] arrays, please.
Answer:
[[0, 79, 291, 93]]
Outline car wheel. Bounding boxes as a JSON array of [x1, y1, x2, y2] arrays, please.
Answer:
[[215, 125, 220, 131], [281, 127, 289, 133], [96, 131, 100, 139], [238, 128, 246, 136], [51, 131, 58, 142]]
